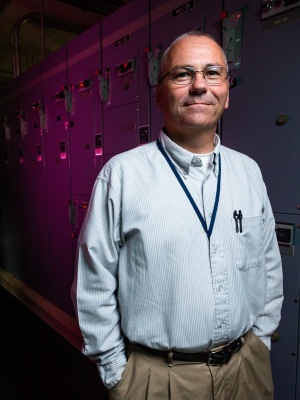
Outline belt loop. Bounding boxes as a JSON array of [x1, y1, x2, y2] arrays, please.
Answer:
[[168, 351, 174, 367]]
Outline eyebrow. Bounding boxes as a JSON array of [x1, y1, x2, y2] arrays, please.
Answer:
[[172, 63, 226, 70]]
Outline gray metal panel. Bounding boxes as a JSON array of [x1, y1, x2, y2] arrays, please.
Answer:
[[272, 213, 300, 400], [223, 1, 300, 398], [222, 0, 300, 215], [149, 0, 223, 142], [150, 0, 223, 48]]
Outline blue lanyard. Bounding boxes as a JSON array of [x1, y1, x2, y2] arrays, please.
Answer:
[[157, 139, 221, 240]]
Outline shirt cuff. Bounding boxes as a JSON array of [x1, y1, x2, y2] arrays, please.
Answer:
[[98, 348, 127, 390], [252, 330, 271, 350]]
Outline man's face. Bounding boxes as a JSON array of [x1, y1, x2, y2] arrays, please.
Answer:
[[156, 36, 229, 138]]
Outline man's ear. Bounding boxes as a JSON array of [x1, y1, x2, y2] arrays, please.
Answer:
[[225, 90, 229, 109]]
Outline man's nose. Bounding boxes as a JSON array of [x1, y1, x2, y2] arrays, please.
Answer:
[[189, 72, 207, 92]]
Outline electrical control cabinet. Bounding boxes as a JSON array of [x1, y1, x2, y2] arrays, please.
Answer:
[[18, 64, 49, 294], [41, 46, 74, 314], [222, 1, 300, 398], [149, 0, 224, 140], [0, 86, 14, 273], [71, 194, 90, 251], [222, 1, 300, 215], [67, 23, 102, 197], [261, 0, 300, 20], [101, 0, 149, 158], [272, 214, 300, 400], [7, 76, 28, 268]]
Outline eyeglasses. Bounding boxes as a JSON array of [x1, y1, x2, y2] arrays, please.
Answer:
[[158, 65, 229, 86]]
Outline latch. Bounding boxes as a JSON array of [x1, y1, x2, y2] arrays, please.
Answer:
[[148, 45, 163, 86], [98, 69, 109, 102]]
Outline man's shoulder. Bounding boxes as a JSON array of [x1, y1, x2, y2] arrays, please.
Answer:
[[220, 145, 259, 166], [109, 141, 157, 164], [220, 145, 263, 181], [99, 141, 158, 179]]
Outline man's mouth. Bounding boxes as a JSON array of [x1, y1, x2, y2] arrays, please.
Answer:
[[183, 102, 211, 107]]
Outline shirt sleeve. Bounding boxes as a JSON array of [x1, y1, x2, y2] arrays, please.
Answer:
[[252, 172, 284, 349], [71, 175, 126, 389]]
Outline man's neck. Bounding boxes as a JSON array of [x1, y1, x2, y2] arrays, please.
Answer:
[[164, 128, 216, 154]]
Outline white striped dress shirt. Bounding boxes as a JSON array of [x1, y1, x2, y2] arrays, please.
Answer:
[[72, 131, 283, 389]]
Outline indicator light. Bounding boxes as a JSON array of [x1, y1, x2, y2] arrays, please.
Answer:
[[116, 60, 134, 76], [52, 91, 65, 101], [30, 101, 41, 111], [15, 110, 25, 119], [76, 78, 91, 92], [79, 202, 89, 210]]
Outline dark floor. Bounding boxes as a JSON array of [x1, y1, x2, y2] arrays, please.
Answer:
[[0, 285, 109, 400]]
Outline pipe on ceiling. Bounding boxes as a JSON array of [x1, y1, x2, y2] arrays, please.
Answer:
[[12, 11, 83, 77]]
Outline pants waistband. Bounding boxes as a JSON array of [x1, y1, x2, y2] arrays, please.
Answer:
[[132, 336, 244, 366]]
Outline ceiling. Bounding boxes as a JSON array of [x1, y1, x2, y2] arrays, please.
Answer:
[[0, 0, 131, 86]]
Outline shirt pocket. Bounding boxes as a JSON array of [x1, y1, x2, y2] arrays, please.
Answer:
[[235, 216, 263, 270]]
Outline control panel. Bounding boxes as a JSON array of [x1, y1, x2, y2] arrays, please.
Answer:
[[276, 222, 295, 256], [261, 0, 300, 20]]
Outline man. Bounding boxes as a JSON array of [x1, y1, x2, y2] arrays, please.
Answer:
[[72, 30, 283, 400]]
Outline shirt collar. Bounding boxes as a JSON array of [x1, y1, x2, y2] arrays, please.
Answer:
[[159, 130, 221, 177]]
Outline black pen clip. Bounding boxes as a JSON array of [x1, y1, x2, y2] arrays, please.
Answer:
[[233, 210, 243, 233]]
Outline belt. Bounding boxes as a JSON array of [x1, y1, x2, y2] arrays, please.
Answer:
[[134, 337, 243, 366]]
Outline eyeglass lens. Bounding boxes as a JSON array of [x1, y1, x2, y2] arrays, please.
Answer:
[[169, 66, 227, 85]]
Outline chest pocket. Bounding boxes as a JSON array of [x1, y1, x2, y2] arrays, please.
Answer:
[[235, 216, 263, 270]]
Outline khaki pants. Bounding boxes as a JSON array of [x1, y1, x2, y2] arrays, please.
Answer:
[[108, 330, 274, 400]]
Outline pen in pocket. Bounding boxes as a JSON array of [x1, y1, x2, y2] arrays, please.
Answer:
[[233, 210, 243, 233]]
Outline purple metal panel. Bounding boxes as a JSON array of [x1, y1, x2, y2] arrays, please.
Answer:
[[16, 65, 50, 295], [103, 102, 139, 156], [41, 46, 75, 315], [102, 0, 150, 153], [5, 75, 31, 279], [67, 23, 102, 196], [150, 95, 163, 141], [71, 194, 90, 263], [0, 87, 14, 273], [102, 0, 149, 55]]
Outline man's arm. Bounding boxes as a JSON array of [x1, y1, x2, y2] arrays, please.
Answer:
[[71, 177, 126, 389], [253, 180, 283, 349]]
